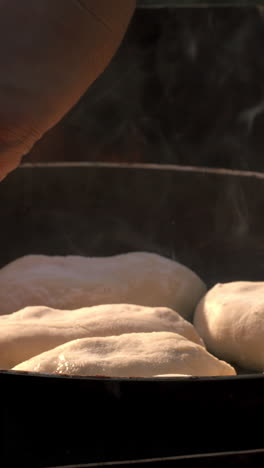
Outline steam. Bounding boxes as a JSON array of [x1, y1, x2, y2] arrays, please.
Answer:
[[239, 100, 264, 136], [227, 182, 249, 239], [24, 5, 264, 174]]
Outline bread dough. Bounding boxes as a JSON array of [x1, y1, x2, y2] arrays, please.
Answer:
[[13, 331, 236, 377], [0, 252, 206, 320], [194, 281, 264, 371], [0, 303, 203, 369], [153, 374, 190, 378]]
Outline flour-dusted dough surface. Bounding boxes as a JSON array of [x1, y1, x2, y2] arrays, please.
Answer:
[[13, 332, 236, 377], [0, 303, 203, 369], [0, 252, 206, 320], [194, 281, 264, 371]]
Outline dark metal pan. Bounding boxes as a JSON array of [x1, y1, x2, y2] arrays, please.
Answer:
[[0, 163, 264, 468], [46, 448, 264, 468], [138, 0, 264, 7]]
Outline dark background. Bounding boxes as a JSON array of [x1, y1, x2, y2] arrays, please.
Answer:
[[25, 7, 264, 171]]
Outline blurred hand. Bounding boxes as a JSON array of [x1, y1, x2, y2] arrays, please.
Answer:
[[0, 0, 136, 180]]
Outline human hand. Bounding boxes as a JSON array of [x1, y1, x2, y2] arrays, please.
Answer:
[[0, 0, 136, 180]]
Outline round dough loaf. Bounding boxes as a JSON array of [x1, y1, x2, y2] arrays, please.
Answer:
[[0, 303, 203, 369], [194, 281, 264, 371], [0, 252, 206, 320], [13, 331, 236, 377]]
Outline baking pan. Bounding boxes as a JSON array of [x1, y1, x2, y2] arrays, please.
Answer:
[[138, 0, 264, 7], [46, 448, 264, 468], [0, 163, 264, 467]]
